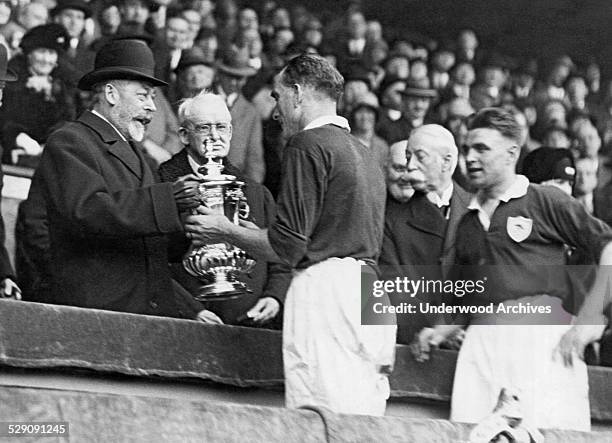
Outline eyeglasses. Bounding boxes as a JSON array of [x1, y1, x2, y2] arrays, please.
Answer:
[[188, 123, 231, 136]]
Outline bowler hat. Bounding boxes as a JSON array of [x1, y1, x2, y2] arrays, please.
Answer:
[[216, 45, 257, 78], [51, 0, 91, 18], [400, 78, 437, 98], [175, 48, 214, 73], [20, 24, 69, 55], [522, 147, 575, 184], [78, 39, 167, 90]]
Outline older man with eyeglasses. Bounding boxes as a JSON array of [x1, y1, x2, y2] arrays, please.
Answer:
[[158, 92, 290, 326]]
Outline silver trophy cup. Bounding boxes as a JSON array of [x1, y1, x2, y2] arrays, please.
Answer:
[[182, 143, 256, 300]]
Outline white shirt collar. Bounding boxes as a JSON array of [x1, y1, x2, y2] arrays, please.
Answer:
[[387, 109, 402, 121], [187, 152, 208, 178], [467, 175, 529, 231], [303, 115, 351, 132], [91, 109, 127, 141], [427, 182, 454, 208]]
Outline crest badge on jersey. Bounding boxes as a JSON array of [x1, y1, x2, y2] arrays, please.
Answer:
[[506, 216, 532, 242]]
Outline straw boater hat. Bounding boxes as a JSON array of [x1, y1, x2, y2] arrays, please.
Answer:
[[0, 44, 17, 82], [78, 39, 168, 90], [216, 45, 257, 78]]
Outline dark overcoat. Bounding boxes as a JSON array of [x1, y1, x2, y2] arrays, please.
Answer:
[[35, 111, 201, 317]]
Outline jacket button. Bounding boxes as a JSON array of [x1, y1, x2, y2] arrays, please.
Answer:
[[150, 301, 158, 309]]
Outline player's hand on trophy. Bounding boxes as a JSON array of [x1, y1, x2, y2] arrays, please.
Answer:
[[184, 206, 232, 245], [172, 174, 202, 212], [247, 297, 280, 323], [1, 278, 21, 300], [553, 322, 607, 367]]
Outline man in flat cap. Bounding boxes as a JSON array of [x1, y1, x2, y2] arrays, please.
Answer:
[[31, 39, 206, 318]]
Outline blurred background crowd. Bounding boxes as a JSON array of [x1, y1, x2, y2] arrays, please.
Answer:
[[0, 0, 611, 218]]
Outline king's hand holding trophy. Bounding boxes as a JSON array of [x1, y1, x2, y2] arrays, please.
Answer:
[[182, 139, 256, 300]]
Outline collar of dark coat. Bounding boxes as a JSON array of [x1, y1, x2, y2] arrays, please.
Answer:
[[78, 110, 144, 179], [405, 191, 446, 238]]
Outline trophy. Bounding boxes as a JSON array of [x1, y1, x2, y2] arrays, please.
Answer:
[[182, 140, 256, 300]]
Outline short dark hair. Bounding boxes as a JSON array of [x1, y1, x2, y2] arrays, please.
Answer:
[[467, 107, 523, 144], [280, 54, 344, 101]]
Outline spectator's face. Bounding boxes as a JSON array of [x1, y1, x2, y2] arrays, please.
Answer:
[[513, 112, 529, 146], [406, 134, 445, 191], [27, 48, 58, 76], [453, 63, 475, 86], [181, 64, 215, 94], [464, 128, 517, 191], [182, 10, 202, 41], [572, 123, 601, 158], [365, 21, 382, 41], [0, 2, 11, 26], [458, 30, 477, 51], [180, 97, 232, 161], [56, 8, 86, 39], [248, 34, 263, 57], [120, 0, 149, 25], [273, 28, 293, 53], [575, 158, 598, 196], [433, 51, 455, 72], [20, 4, 48, 30], [385, 57, 409, 79], [352, 106, 376, 133], [543, 129, 570, 149], [109, 81, 157, 142], [542, 101, 567, 127], [238, 8, 258, 31], [549, 64, 570, 87], [343, 80, 369, 110], [381, 81, 405, 110], [196, 36, 217, 62], [386, 142, 414, 202], [218, 72, 246, 96], [166, 17, 191, 50], [192, 0, 213, 17], [516, 72, 534, 88], [410, 60, 428, 80], [567, 77, 588, 104], [272, 8, 290, 29], [482, 66, 504, 88], [272, 72, 300, 139], [304, 28, 322, 47], [347, 12, 366, 40], [445, 114, 469, 147], [403, 95, 431, 121], [100, 6, 121, 34]]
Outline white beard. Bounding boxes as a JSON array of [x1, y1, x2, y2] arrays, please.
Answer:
[[127, 120, 146, 142]]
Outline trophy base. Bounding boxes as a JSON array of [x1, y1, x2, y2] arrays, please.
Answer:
[[194, 280, 251, 301]]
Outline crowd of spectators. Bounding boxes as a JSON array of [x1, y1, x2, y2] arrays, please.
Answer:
[[0, 0, 611, 363]]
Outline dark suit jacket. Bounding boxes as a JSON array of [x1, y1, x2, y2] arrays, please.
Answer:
[[158, 149, 291, 325], [379, 184, 472, 343], [34, 111, 202, 318]]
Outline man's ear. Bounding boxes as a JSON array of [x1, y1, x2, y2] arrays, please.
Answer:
[[293, 83, 303, 107], [105, 83, 118, 106], [507, 144, 520, 164], [178, 127, 190, 145]]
